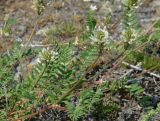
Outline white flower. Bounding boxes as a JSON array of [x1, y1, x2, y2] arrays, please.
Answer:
[[50, 50, 58, 60], [39, 48, 58, 62], [90, 26, 109, 45], [41, 47, 48, 53], [121, 28, 138, 44], [90, 4, 97, 11], [20, 43, 24, 47]]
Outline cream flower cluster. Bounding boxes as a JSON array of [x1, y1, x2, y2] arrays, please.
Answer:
[[38, 47, 58, 63], [90, 4, 97, 11], [121, 28, 138, 44], [90, 26, 110, 45]]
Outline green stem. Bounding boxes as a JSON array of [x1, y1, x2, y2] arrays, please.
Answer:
[[33, 62, 48, 88]]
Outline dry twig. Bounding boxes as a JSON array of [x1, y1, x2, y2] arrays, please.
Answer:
[[122, 61, 160, 79]]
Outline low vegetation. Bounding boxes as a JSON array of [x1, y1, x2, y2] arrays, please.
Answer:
[[0, 0, 160, 120]]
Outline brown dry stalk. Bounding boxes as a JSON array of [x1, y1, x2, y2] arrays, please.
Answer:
[[12, 105, 66, 121], [22, 18, 39, 54], [86, 55, 100, 73], [9, 100, 29, 115], [9, 106, 33, 116]]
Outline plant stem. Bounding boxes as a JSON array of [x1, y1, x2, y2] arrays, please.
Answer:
[[3, 85, 8, 121], [33, 62, 48, 88]]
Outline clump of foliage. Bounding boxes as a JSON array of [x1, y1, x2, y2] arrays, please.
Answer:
[[0, 0, 160, 120], [0, 14, 17, 37], [140, 103, 160, 121]]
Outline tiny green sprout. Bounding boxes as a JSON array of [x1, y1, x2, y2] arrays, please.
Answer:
[[104, 16, 111, 25], [0, 14, 17, 36]]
